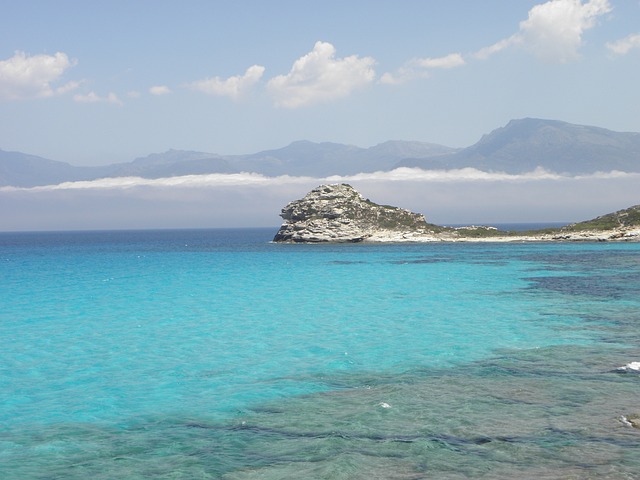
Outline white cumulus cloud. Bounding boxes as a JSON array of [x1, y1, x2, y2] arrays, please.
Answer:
[[381, 53, 465, 85], [413, 54, 466, 70], [474, 37, 520, 61], [267, 41, 376, 108], [149, 85, 171, 95], [607, 33, 640, 55], [189, 65, 265, 100], [519, 0, 612, 62], [0, 51, 79, 101], [474, 0, 612, 63], [73, 91, 123, 106]]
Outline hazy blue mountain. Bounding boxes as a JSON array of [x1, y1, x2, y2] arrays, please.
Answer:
[[0, 150, 108, 187], [366, 140, 456, 160], [106, 150, 236, 178], [397, 118, 640, 174], [3, 118, 640, 187], [229, 141, 362, 177], [228, 140, 455, 176], [0, 141, 455, 186]]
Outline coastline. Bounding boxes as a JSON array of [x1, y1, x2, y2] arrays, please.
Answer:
[[273, 184, 640, 244], [363, 226, 640, 243]]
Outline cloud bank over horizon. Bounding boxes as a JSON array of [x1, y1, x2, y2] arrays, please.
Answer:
[[1, 167, 637, 193], [2, 167, 638, 232]]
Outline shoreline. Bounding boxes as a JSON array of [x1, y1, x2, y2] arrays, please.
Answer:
[[356, 226, 640, 243], [272, 184, 640, 244]]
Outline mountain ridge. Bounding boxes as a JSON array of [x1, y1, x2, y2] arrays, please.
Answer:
[[0, 139, 456, 187], [2, 118, 640, 187], [398, 118, 640, 174]]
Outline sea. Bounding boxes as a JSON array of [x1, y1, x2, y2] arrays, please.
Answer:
[[1, 227, 639, 479]]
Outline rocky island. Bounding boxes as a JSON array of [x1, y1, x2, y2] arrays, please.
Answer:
[[273, 184, 640, 243]]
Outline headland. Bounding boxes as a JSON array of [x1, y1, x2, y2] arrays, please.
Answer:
[[273, 184, 640, 243]]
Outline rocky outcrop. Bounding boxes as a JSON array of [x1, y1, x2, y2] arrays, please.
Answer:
[[272, 184, 439, 243], [273, 184, 640, 243]]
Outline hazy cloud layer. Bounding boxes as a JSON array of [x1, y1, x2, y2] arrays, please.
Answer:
[[73, 91, 123, 106], [3, 168, 637, 193], [607, 33, 640, 55], [267, 41, 376, 108], [0, 51, 79, 101], [475, 0, 612, 62], [2, 168, 639, 231], [189, 65, 265, 100], [381, 53, 465, 85], [413, 54, 466, 70], [149, 85, 171, 95]]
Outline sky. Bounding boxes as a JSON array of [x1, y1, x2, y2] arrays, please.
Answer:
[[1, 0, 640, 231]]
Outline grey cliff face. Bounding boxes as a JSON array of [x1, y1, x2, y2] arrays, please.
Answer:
[[272, 184, 428, 243]]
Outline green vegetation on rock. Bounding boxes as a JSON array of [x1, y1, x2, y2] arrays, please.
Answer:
[[560, 205, 640, 232]]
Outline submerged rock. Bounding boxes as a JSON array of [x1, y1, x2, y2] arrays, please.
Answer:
[[272, 184, 434, 243], [620, 414, 640, 429], [616, 362, 640, 373]]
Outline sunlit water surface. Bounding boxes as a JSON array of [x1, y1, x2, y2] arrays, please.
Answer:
[[1, 229, 639, 479]]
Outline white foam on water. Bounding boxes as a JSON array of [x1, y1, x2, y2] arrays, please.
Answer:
[[617, 361, 640, 372], [620, 416, 634, 427]]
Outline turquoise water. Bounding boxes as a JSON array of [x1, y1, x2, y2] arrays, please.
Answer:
[[1, 229, 639, 478]]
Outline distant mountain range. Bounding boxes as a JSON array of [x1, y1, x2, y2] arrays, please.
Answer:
[[399, 118, 640, 174], [2, 118, 640, 187]]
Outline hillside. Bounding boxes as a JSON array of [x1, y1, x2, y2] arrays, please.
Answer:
[[560, 205, 640, 232]]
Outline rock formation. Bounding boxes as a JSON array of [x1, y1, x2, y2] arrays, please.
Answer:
[[272, 184, 439, 242], [273, 184, 640, 243]]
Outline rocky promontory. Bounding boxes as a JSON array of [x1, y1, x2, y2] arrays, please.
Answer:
[[272, 184, 442, 242], [273, 184, 640, 243]]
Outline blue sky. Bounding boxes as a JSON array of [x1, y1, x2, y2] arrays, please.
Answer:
[[2, 0, 639, 166], [2, 0, 640, 231]]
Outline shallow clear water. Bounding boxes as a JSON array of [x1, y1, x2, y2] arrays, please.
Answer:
[[1, 229, 639, 478]]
